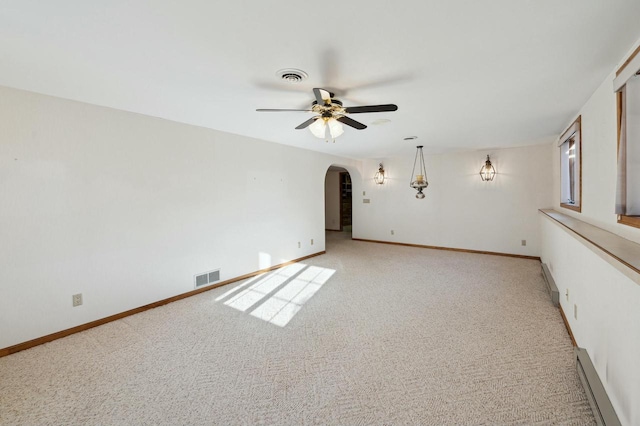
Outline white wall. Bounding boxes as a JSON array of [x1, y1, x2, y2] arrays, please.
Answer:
[[324, 171, 341, 231], [540, 217, 640, 425], [354, 144, 553, 257], [551, 60, 640, 244], [542, 38, 640, 425], [0, 85, 361, 349]]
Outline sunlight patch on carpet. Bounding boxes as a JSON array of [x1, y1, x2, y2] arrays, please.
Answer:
[[250, 265, 335, 327], [223, 263, 307, 312], [219, 263, 335, 327], [214, 273, 265, 302]]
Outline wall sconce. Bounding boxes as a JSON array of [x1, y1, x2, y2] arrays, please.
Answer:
[[480, 155, 496, 181], [374, 163, 386, 184], [410, 146, 428, 199]]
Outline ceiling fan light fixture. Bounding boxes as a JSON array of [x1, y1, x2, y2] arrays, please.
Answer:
[[328, 118, 344, 138], [308, 118, 326, 138], [308, 117, 344, 140]]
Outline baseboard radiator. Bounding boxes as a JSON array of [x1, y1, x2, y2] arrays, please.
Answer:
[[575, 347, 621, 426], [540, 263, 559, 306]]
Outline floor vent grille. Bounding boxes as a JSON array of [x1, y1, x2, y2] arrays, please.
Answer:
[[575, 347, 621, 426], [541, 263, 559, 306], [194, 269, 220, 288]]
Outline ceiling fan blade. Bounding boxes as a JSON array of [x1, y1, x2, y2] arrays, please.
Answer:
[[256, 108, 312, 112], [344, 104, 398, 114], [313, 88, 332, 105], [295, 117, 319, 129], [337, 116, 367, 130]]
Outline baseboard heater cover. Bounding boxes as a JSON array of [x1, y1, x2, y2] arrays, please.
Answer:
[[575, 347, 621, 426], [541, 263, 559, 306]]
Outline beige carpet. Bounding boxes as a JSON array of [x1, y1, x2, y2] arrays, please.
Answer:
[[0, 234, 595, 425]]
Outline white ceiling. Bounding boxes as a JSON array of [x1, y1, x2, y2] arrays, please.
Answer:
[[1, 0, 639, 159]]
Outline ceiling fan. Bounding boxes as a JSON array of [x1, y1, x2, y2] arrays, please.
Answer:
[[256, 88, 398, 140]]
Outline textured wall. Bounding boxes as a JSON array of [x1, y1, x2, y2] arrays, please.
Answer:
[[550, 40, 640, 245], [0, 85, 360, 348], [354, 144, 553, 257], [542, 36, 640, 426], [540, 216, 640, 425]]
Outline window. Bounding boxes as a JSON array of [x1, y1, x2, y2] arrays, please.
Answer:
[[559, 116, 581, 212], [614, 45, 640, 228]]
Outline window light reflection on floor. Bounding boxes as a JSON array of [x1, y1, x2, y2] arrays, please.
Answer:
[[214, 273, 264, 302], [218, 263, 335, 327], [250, 265, 335, 327], [223, 263, 307, 312]]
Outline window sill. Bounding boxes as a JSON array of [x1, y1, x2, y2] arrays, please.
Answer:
[[618, 215, 640, 229], [540, 209, 640, 283], [560, 203, 581, 213]]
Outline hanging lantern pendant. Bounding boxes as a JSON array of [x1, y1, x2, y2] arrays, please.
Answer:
[[410, 145, 428, 199]]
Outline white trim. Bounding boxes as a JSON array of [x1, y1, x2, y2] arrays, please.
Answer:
[[613, 53, 640, 92], [557, 121, 580, 147]]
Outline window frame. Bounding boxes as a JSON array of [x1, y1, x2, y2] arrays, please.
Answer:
[[559, 116, 582, 213], [616, 45, 640, 229]]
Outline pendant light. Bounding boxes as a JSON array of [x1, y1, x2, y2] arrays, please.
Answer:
[[479, 155, 496, 181], [410, 146, 428, 199], [374, 163, 386, 184]]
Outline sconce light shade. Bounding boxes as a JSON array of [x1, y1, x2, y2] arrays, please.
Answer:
[[480, 155, 496, 181], [374, 163, 385, 184], [410, 146, 428, 199]]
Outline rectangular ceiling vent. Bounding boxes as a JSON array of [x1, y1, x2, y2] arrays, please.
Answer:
[[194, 269, 220, 289]]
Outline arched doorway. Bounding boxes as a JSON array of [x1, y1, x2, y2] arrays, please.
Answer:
[[324, 166, 352, 238]]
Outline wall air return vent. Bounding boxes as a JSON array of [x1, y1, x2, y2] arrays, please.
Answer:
[[194, 269, 220, 288]]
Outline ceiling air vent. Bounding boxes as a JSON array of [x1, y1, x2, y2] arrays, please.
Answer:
[[276, 68, 308, 84]]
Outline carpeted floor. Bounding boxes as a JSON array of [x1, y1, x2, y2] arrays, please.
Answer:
[[0, 233, 595, 425]]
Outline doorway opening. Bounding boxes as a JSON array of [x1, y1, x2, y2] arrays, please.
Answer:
[[324, 166, 352, 239]]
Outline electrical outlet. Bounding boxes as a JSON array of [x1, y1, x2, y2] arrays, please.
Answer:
[[521, 240, 527, 246], [311, 238, 314, 245], [574, 304, 578, 320], [72, 293, 83, 307], [297, 242, 301, 248], [391, 230, 395, 235]]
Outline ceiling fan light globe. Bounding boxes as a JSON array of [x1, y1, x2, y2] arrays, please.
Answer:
[[309, 118, 326, 138], [327, 118, 344, 138]]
